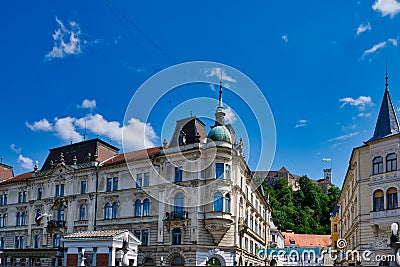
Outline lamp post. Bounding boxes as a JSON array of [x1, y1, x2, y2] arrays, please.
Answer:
[[390, 222, 400, 266]]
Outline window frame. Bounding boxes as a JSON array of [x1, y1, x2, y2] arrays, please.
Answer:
[[387, 153, 397, 172], [373, 156, 384, 175]]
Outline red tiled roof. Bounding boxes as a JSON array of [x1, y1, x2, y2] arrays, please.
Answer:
[[0, 163, 13, 180], [1, 171, 33, 185], [282, 231, 331, 247], [102, 147, 162, 166]]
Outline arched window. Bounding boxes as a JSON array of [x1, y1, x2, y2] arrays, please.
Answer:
[[143, 199, 150, 216], [213, 192, 223, 212], [174, 193, 184, 214], [112, 202, 118, 219], [171, 256, 184, 266], [104, 203, 111, 219], [225, 193, 231, 213], [172, 228, 182, 245], [134, 200, 142, 217], [79, 204, 86, 220], [387, 153, 397, 172], [373, 190, 384, 211], [373, 157, 383, 175], [143, 258, 155, 266], [58, 206, 65, 221], [387, 187, 398, 209]]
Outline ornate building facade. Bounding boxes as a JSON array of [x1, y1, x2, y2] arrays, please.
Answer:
[[338, 75, 400, 265], [0, 84, 271, 266]]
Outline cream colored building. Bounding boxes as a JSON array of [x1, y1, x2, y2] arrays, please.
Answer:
[[338, 76, 399, 266], [0, 85, 271, 266]]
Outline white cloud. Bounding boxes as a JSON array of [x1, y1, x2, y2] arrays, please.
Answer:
[[356, 23, 371, 36], [25, 118, 53, 132], [282, 35, 288, 43], [10, 144, 21, 154], [17, 154, 34, 170], [54, 117, 83, 142], [353, 112, 372, 120], [79, 99, 96, 109], [206, 67, 237, 83], [329, 132, 359, 142], [362, 37, 398, 58], [295, 119, 308, 128], [372, 0, 400, 18], [339, 96, 373, 110], [225, 107, 237, 124], [45, 17, 83, 60], [28, 113, 158, 151]]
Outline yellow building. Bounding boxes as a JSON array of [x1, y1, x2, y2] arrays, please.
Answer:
[[338, 74, 399, 266]]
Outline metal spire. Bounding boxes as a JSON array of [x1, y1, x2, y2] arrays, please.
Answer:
[[386, 62, 389, 91], [218, 70, 223, 108]]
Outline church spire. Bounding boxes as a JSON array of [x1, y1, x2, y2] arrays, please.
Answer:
[[368, 69, 400, 142]]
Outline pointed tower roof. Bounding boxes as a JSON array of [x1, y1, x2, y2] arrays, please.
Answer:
[[368, 72, 400, 142]]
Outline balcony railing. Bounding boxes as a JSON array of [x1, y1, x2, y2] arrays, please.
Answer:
[[165, 211, 188, 220], [47, 220, 66, 228]]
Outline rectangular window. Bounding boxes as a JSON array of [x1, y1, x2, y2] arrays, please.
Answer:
[[0, 195, 3, 205], [37, 188, 43, 200], [22, 191, 27, 202], [175, 167, 182, 182], [34, 235, 40, 248], [55, 185, 59, 197], [18, 192, 22, 203], [142, 230, 149, 246], [136, 174, 142, 188], [143, 172, 150, 187], [15, 236, 19, 249], [3, 194, 7, 205], [53, 234, 61, 248], [134, 230, 141, 240], [106, 178, 112, 192], [80, 181, 87, 194], [60, 184, 65, 196], [0, 237, 4, 249], [225, 164, 231, 180], [113, 177, 118, 191], [216, 163, 224, 179], [334, 224, 338, 232]]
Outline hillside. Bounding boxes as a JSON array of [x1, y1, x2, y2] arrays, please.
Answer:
[[263, 176, 340, 235]]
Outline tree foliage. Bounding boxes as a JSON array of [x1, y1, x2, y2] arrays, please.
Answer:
[[263, 176, 340, 234]]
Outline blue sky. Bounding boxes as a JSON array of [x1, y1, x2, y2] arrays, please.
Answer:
[[2, 0, 400, 188]]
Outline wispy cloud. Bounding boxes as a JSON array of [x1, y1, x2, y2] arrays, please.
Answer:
[[225, 107, 237, 124], [356, 22, 371, 36], [295, 119, 308, 128], [282, 35, 288, 43], [206, 67, 237, 83], [45, 17, 84, 60], [25, 119, 53, 132], [127, 66, 146, 73], [79, 99, 96, 109], [329, 132, 359, 142], [362, 37, 398, 58], [339, 96, 373, 110], [10, 144, 34, 170], [331, 142, 348, 149], [352, 112, 372, 120], [372, 0, 400, 18], [18, 155, 34, 170]]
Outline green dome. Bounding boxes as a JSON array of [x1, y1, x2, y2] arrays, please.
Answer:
[[208, 125, 231, 143]]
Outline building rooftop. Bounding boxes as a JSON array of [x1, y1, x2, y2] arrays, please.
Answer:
[[102, 146, 162, 166], [282, 231, 331, 247], [1, 171, 32, 185], [368, 76, 400, 142], [0, 163, 13, 181], [64, 229, 129, 239]]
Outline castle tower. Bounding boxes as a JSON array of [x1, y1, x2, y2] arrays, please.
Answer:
[[324, 168, 332, 183]]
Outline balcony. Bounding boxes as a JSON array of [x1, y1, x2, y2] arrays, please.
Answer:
[[204, 211, 233, 245], [371, 208, 400, 224], [165, 211, 188, 221], [47, 220, 66, 229]]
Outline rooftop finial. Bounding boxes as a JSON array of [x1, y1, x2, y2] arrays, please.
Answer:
[[218, 69, 223, 108], [386, 62, 389, 91]]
